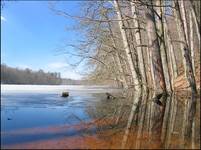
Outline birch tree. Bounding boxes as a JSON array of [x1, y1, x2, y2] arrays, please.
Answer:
[[189, 12, 195, 76], [145, 0, 167, 95], [113, 0, 141, 91], [130, 0, 147, 90], [174, 0, 197, 94], [154, 0, 172, 92]]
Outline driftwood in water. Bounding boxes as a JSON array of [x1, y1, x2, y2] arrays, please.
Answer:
[[61, 92, 69, 97], [106, 92, 116, 99]]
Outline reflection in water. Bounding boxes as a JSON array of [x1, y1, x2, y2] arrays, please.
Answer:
[[183, 94, 197, 149], [121, 91, 144, 149], [1, 90, 200, 149], [86, 91, 200, 149]]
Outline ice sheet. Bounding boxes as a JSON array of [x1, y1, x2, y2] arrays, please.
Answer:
[[1, 84, 120, 94]]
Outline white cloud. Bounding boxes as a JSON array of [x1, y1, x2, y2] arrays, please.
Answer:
[[1, 16, 6, 21]]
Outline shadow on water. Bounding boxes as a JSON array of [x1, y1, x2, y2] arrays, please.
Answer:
[[1, 90, 200, 149]]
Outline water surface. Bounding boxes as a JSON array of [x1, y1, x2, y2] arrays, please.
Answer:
[[1, 85, 200, 149]]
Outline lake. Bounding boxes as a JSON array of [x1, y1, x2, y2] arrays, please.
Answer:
[[1, 85, 200, 149]]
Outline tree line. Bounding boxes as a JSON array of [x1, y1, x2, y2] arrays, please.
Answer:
[[1, 64, 62, 85], [50, 0, 200, 95]]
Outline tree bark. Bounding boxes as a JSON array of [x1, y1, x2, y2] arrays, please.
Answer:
[[174, 2, 187, 77], [190, 7, 200, 49], [104, 15, 128, 89], [155, 0, 172, 92], [189, 12, 195, 76], [175, 0, 197, 94], [130, 0, 147, 90], [179, 0, 189, 45], [113, 0, 140, 91], [190, 0, 200, 34], [145, 0, 167, 94], [163, 17, 178, 80]]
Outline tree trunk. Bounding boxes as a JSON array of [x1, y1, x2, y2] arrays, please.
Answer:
[[175, 0, 197, 94], [174, 2, 187, 77], [190, 7, 200, 49], [155, 0, 172, 92], [130, 0, 147, 90], [179, 0, 189, 45], [190, 0, 200, 34], [105, 15, 128, 89], [189, 12, 195, 76], [163, 17, 178, 79], [145, 0, 167, 94], [111, 54, 124, 88], [149, 46, 156, 91], [113, 0, 140, 91]]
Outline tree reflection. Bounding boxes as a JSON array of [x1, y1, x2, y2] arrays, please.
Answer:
[[183, 94, 197, 149], [85, 91, 199, 149], [121, 91, 142, 148]]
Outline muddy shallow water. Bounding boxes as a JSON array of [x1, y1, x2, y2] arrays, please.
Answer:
[[1, 85, 200, 149]]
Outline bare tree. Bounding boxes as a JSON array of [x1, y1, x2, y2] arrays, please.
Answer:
[[113, 0, 141, 91], [145, 0, 167, 95]]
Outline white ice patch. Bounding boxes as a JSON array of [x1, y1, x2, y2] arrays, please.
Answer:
[[1, 84, 120, 94]]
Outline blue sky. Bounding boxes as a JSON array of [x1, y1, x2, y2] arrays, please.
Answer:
[[1, 1, 86, 79]]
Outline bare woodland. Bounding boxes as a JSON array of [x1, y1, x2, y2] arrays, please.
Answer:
[[50, 0, 200, 96], [1, 1, 200, 149]]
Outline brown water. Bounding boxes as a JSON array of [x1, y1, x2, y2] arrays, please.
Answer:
[[1, 88, 200, 149]]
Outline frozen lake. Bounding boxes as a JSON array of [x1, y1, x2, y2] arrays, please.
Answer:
[[1, 84, 120, 148], [1, 84, 120, 94], [1, 85, 200, 149]]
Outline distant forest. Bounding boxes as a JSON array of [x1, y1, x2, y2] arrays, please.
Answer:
[[1, 64, 84, 85]]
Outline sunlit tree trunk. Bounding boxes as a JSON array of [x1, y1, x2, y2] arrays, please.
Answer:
[[141, 10, 154, 91], [126, 20, 142, 85], [145, 0, 167, 95], [190, 8, 200, 48], [155, 0, 172, 92], [115, 53, 128, 88], [163, 0, 178, 90], [179, 0, 189, 45], [174, 3, 187, 77], [190, 1, 200, 35], [111, 55, 124, 88], [149, 47, 156, 91], [113, 0, 140, 91], [189, 12, 195, 76], [130, 0, 147, 90], [174, 0, 197, 94], [163, 17, 178, 86], [105, 15, 128, 88]]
